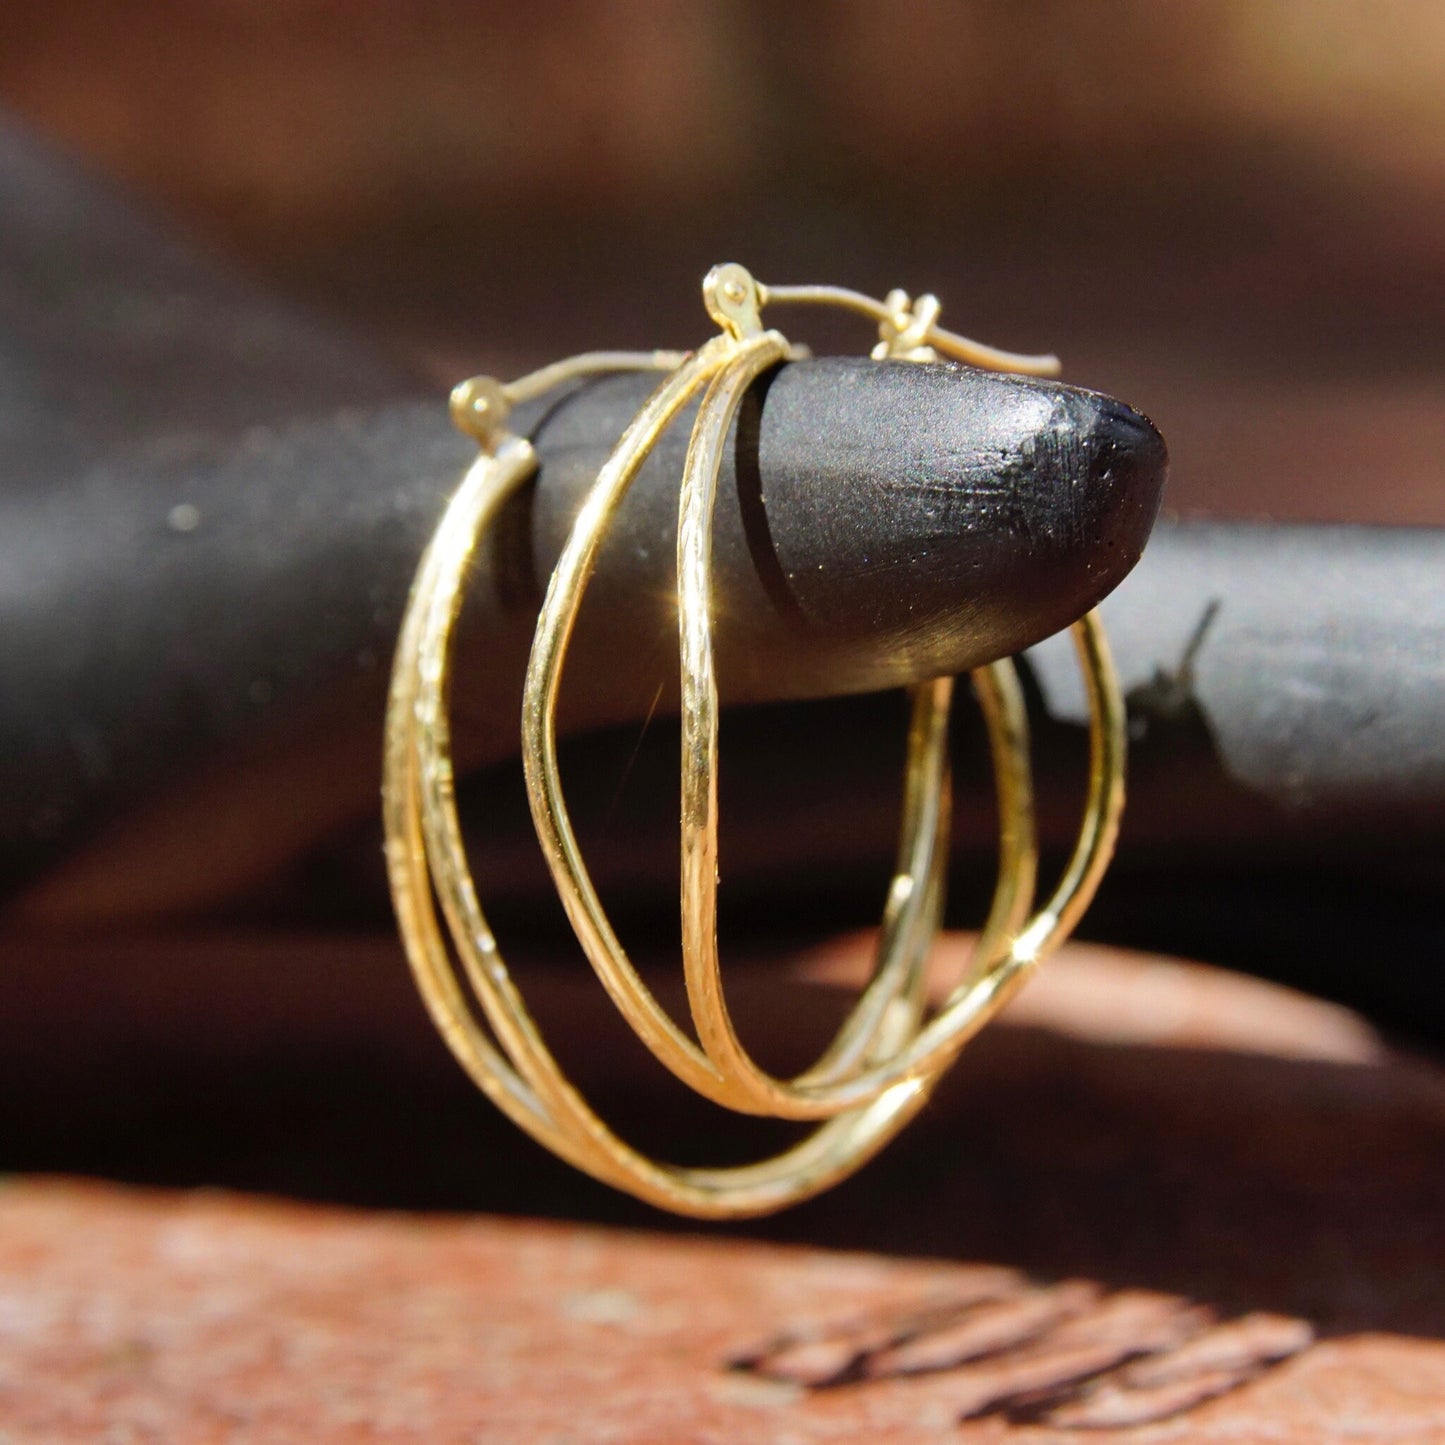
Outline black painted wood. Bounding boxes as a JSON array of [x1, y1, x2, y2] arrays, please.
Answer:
[[0, 117, 1163, 912]]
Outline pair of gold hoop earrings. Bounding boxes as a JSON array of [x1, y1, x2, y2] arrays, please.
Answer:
[[383, 264, 1125, 1218]]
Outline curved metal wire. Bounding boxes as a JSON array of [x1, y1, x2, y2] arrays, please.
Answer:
[[382, 269, 1126, 1217]]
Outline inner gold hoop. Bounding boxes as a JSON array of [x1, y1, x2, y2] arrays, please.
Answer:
[[383, 267, 1127, 1216]]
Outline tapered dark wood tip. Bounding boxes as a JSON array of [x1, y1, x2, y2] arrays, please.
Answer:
[[520, 356, 1168, 703]]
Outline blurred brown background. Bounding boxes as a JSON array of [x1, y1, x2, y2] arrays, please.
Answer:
[[2, 0, 1442, 524], [3, 20, 1445, 1436]]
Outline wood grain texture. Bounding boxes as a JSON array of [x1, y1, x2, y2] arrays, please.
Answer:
[[0, 935, 1441, 1440]]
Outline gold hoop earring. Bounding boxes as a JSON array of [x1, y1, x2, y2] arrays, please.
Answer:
[[383, 266, 1126, 1218]]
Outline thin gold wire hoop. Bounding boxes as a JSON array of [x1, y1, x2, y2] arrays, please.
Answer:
[[668, 271, 1125, 1114], [517, 276, 1044, 1120], [518, 265, 1123, 1120], [759, 281, 1062, 375], [385, 352, 948, 1217]]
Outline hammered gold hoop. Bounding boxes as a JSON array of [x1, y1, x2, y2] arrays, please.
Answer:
[[383, 266, 1127, 1217], [386, 353, 943, 1216], [521, 268, 1123, 1118]]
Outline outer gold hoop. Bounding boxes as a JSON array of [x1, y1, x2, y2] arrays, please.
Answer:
[[385, 355, 944, 1217]]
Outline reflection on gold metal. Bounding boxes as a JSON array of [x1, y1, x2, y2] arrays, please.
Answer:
[[382, 267, 1125, 1218]]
